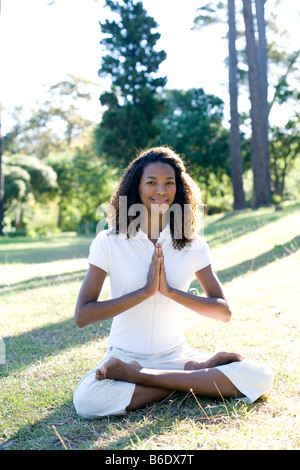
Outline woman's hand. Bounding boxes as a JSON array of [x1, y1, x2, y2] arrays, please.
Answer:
[[143, 244, 231, 323], [145, 243, 173, 298], [144, 243, 161, 296], [157, 243, 172, 297]]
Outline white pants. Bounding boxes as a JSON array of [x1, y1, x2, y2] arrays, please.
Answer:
[[73, 343, 273, 419]]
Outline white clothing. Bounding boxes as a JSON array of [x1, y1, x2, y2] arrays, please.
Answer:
[[87, 225, 211, 354], [73, 225, 274, 418], [73, 344, 274, 418]]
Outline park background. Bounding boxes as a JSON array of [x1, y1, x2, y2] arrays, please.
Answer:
[[0, 0, 299, 450]]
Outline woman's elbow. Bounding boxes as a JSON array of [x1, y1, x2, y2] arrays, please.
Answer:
[[223, 311, 232, 323], [74, 307, 86, 328], [218, 299, 232, 323], [223, 304, 232, 323], [74, 315, 85, 329]]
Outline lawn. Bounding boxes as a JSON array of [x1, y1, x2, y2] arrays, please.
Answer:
[[0, 202, 299, 450]]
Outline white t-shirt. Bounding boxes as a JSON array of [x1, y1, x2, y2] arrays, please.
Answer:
[[88, 225, 211, 354]]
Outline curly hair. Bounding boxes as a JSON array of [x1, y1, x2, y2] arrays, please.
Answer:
[[106, 147, 201, 250]]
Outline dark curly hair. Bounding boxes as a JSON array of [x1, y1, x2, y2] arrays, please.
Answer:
[[106, 147, 201, 250]]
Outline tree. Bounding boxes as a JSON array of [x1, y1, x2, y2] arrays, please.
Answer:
[[242, 0, 271, 207], [44, 74, 95, 147], [194, 0, 299, 206], [3, 154, 57, 230], [267, 3, 300, 116], [47, 147, 116, 233], [193, 1, 246, 209], [96, 0, 167, 169], [3, 76, 96, 159], [156, 88, 230, 207], [269, 119, 300, 198], [228, 0, 246, 209]]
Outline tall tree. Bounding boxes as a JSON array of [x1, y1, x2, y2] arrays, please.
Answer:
[[255, 0, 271, 190], [242, 0, 271, 207], [96, 0, 167, 169], [228, 0, 246, 209], [193, 1, 246, 209]]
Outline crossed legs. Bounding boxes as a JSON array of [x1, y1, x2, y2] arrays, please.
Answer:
[[95, 352, 245, 411]]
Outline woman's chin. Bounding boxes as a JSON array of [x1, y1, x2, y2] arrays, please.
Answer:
[[150, 202, 170, 214]]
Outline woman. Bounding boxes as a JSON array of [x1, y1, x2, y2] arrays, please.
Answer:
[[73, 147, 273, 418]]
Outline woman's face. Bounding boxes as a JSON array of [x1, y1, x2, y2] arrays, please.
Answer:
[[138, 162, 177, 212]]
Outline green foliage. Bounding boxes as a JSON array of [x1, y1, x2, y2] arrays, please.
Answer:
[[6, 155, 57, 195], [269, 119, 300, 198], [3, 154, 54, 208], [2, 3, 300, 238], [47, 149, 117, 232], [155, 88, 230, 205], [3, 165, 30, 202], [1, 74, 111, 236], [95, 0, 167, 168], [2, 154, 57, 232], [193, 1, 226, 27]]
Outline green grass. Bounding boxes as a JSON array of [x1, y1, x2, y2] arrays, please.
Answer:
[[0, 202, 299, 450]]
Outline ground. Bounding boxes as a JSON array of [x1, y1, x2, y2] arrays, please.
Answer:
[[0, 202, 299, 450]]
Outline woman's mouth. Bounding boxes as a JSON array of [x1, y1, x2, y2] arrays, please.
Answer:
[[150, 199, 169, 204]]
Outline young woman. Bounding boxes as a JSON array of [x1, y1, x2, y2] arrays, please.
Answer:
[[73, 147, 273, 418]]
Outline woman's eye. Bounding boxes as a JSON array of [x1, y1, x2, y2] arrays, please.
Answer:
[[146, 181, 174, 187]]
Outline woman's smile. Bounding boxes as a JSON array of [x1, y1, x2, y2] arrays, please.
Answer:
[[138, 162, 176, 212], [150, 198, 169, 204]]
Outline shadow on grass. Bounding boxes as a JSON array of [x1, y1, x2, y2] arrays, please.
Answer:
[[0, 390, 264, 450], [2, 234, 298, 376], [0, 317, 111, 378], [0, 235, 92, 264], [0, 269, 87, 295], [204, 202, 300, 248], [189, 233, 300, 293], [218, 233, 300, 284]]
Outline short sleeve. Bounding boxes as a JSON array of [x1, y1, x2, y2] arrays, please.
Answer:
[[87, 230, 110, 273], [193, 236, 211, 272]]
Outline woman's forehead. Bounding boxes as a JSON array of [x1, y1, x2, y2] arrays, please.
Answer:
[[141, 162, 175, 178]]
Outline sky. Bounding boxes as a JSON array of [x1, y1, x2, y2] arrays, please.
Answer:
[[1, 0, 299, 134]]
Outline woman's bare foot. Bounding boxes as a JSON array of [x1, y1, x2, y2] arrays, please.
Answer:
[[184, 351, 244, 371], [95, 357, 142, 382]]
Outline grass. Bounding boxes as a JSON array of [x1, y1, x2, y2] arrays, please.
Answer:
[[0, 201, 299, 450]]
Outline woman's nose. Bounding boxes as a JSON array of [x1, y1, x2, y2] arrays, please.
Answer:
[[156, 184, 166, 194]]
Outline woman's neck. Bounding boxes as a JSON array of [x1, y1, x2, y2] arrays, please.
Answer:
[[140, 212, 167, 242]]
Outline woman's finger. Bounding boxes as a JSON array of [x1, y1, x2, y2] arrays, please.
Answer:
[[156, 242, 163, 259]]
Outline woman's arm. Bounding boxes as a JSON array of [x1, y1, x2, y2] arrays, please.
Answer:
[[158, 245, 231, 323], [74, 246, 161, 328]]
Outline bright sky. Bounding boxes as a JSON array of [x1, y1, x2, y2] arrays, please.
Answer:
[[1, 0, 299, 134]]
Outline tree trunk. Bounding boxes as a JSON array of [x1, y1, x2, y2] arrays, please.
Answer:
[[255, 0, 271, 194], [242, 0, 270, 208], [228, 0, 247, 210]]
